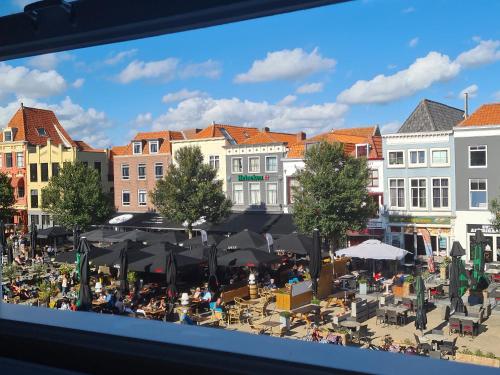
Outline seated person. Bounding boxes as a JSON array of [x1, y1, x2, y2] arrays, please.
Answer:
[[192, 287, 202, 301], [60, 300, 70, 310], [373, 272, 383, 282], [14, 256, 24, 266], [201, 288, 212, 302], [115, 297, 125, 314], [265, 278, 277, 289], [97, 291, 107, 303], [70, 299, 78, 311]]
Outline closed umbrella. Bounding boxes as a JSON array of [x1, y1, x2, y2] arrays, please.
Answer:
[[7, 243, 14, 264], [309, 229, 322, 297], [414, 275, 427, 331], [77, 237, 92, 311], [73, 225, 80, 251], [119, 241, 129, 295], [471, 230, 489, 292], [165, 250, 177, 320], [449, 241, 467, 314], [30, 222, 37, 259], [208, 244, 218, 291]]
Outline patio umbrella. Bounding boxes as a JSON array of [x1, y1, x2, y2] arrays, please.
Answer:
[[106, 229, 171, 244], [217, 229, 267, 251], [179, 246, 212, 261], [165, 250, 177, 320], [309, 229, 322, 297], [30, 222, 37, 258], [180, 234, 221, 249], [271, 231, 313, 255], [208, 244, 218, 291], [217, 248, 280, 268], [140, 242, 186, 256], [7, 243, 13, 264], [72, 225, 80, 251], [55, 244, 115, 264], [77, 237, 92, 311], [414, 275, 427, 331], [80, 228, 121, 243], [336, 239, 409, 260], [91, 241, 150, 267], [471, 230, 489, 292], [449, 241, 467, 314], [128, 247, 198, 273], [119, 241, 129, 295]]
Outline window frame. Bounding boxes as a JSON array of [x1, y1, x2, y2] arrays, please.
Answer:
[[388, 178, 405, 209], [122, 190, 131, 206], [368, 169, 379, 188], [266, 182, 278, 206], [121, 164, 130, 180], [249, 182, 261, 205], [265, 155, 278, 173], [137, 163, 146, 180], [431, 177, 450, 210], [248, 156, 260, 173], [149, 140, 159, 154], [138, 189, 147, 206], [468, 145, 487, 168], [40, 163, 49, 182], [154, 162, 163, 179], [407, 149, 427, 168], [231, 157, 243, 174], [208, 155, 220, 171], [430, 148, 450, 167], [15, 152, 24, 168], [30, 189, 39, 209], [469, 178, 488, 210], [132, 141, 142, 155], [387, 150, 405, 168], [355, 143, 369, 158], [5, 152, 13, 168], [4, 130, 12, 142], [232, 182, 244, 205], [409, 177, 427, 210]]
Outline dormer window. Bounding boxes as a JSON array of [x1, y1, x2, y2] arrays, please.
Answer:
[[149, 140, 159, 154], [37, 128, 47, 136], [4, 130, 12, 142], [133, 142, 142, 155], [356, 144, 369, 158]]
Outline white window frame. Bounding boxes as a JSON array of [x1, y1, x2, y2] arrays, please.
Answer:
[[4, 130, 12, 142], [409, 178, 427, 210], [138, 189, 147, 206], [431, 177, 450, 210], [16, 152, 24, 168], [248, 156, 260, 173], [232, 182, 244, 205], [469, 178, 488, 210], [387, 150, 405, 168], [355, 143, 369, 158], [249, 182, 261, 205], [209, 155, 220, 171], [430, 148, 450, 167], [137, 164, 146, 180], [121, 164, 130, 180], [468, 145, 487, 168], [149, 140, 159, 154], [407, 149, 427, 168], [266, 182, 278, 206], [265, 155, 278, 173], [132, 142, 142, 155], [122, 190, 131, 206], [231, 157, 243, 174], [388, 178, 405, 209], [368, 169, 379, 188], [154, 163, 163, 179]]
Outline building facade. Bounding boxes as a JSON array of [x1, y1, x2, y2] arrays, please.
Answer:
[[454, 103, 500, 262]]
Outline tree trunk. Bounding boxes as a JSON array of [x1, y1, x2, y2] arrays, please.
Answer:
[[188, 224, 193, 239]]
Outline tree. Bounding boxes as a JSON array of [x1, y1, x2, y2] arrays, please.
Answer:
[[151, 145, 231, 238], [490, 197, 500, 232], [0, 172, 15, 221], [292, 141, 375, 250], [41, 161, 113, 229]]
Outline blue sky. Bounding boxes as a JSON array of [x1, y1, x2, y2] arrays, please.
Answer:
[[1, 0, 499, 147]]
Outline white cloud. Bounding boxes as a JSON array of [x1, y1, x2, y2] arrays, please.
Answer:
[[0, 62, 67, 99], [162, 89, 206, 103], [296, 82, 324, 94], [72, 78, 85, 89], [234, 48, 336, 83], [493, 91, 500, 101], [380, 121, 401, 134], [409, 37, 419, 48], [277, 95, 297, 106], [28, 53, 59, 70], [180, 60, 221, 79], [337, 52, 460, 104], [134, 112, 153, 125], [104, 49, 138, 65], [387, 64, 397, 70], [153, 95, 349, 135], [456, 39, 500, 68], [117, 58, 179, 84], [402, 7, 415, 13], [459, 84, 479, 99]]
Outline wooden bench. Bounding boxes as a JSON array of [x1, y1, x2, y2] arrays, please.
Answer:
[[220, 285, 249, 304]]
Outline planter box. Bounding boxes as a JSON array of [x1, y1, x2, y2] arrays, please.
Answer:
[[392, 283, 412, 298], [455, 353, 500, 368], [359, 283, 368, 295]]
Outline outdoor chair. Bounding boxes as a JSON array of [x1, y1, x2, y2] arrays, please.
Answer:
[[439, 337, 457, 356], [226, 305, 242, 326], [448, 318, 461, 335], [353, 324, 369, 344], [461, 319, 476, 338], [375, 309, 386, 325], [414, 334, 432, 354], [387, 310, 399, 326]]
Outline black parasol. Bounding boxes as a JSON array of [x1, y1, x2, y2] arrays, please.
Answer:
[[309, 229, 322, 296], [77, 237, 92, 311]]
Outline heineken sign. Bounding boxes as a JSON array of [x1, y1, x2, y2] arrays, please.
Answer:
[[237, 175, 269, 181]]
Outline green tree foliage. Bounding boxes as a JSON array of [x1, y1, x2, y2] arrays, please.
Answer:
[[490, 197, 500, 232], [292, 141, 375, 250], [41, 161, 113, 229], [0, 172, 15, 221], [151, 145, 231, 238]]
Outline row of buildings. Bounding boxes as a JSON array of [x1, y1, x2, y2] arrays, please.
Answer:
[[1, 100, 499, 262]]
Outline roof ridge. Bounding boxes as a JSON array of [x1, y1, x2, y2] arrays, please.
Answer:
[[423, 98, 464, 113], [421, 99, 437, 131]]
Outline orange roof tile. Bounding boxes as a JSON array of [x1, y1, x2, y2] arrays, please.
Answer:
[[74, 140, 105, 152], [192, 123, 259, 144], [111, 145, 129, 156], [458, 103, 500, 127], [240, 130, 301, 146], [114, 130, 185, 156]]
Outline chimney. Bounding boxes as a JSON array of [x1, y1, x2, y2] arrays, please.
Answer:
[[296, 131, 306, 142], [261, 127, 270, 132], [464, 92, 469, 119]]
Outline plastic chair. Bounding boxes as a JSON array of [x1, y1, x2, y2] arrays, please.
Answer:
[[448, 318, 461, 335], [461, 319, 475, 338]]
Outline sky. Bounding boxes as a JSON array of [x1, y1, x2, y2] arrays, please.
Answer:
[[0, 0, 499, 148]]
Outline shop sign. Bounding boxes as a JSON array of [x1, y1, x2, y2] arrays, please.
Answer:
[[237, 175, 269, 181], [389, 216, 451, 225], [466, 224, 499, 234]]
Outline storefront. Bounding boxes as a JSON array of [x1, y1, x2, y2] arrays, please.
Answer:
[[466, 224, 499, 263]]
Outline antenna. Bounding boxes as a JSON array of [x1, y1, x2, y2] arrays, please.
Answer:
[[464, 92, 469, 118]]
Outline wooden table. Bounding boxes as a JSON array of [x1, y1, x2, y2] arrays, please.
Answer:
[[419, 333, 445, 349], [291, 304, 320, 327], [339, 320, 361, 331]]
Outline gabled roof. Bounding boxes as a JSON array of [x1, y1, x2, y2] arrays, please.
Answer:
[[113, 130, 185, 156], [398, 99, 464, 133], [191, 123, 259, 144], [458, 103, 500, 127], [74, 140, 105, 152], [239, 130, 300, 146]]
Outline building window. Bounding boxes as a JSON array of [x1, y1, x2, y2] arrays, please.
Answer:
[[30, 215, 39, 226], [17, 185, 25, 198], [138, 189, 147, 206], [265, 156, 278, 172], [431, 149, 449, 166], [469, 145, 487, 167], [389, 179, 405, 208], [432, 178, 449, 208], [356, 144, 368, 158], [133, 142, 142, 155], [121, 164, 130, 180], [155, 163, 163, 179], [149, 141, 159, 154], [94, 162, 102, 176], [52, 163, 60, 177], [5, 153, 13, 168], [30, 163, 38, 182], [266, 183, 278, 205], [408, 150, 426, 167], [388, 151, 404, 167], [410, 178, 427, 208], [30, 189, 39, 209], [232, 158, 243, 173], [4, 130, 12, 142], [138, 164, 146, 180], [470, 179, 487, 209], [209, 155, 219, 170], [0, 153, 2, 168], [368, 169, 379, 187], [122, 190, 131, 206], [232, 183, 244, 205], [16, 152, 24, 168], [249, 182, 261, 205], [287, 177, 300, 204], [248, 157, 260, 173], [41, 215, 51, 228], [41, 163, 49, 182]]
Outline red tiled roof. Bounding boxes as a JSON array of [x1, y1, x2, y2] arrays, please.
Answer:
[[114, 130, 185, 156], [110, 145, 129, 157], [74, 140, 105, 152], [191, 123, 259, 144], [239, 130, 301, 146], [458, 103, 500, 127]]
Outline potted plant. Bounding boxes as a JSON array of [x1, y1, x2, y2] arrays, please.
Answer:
[[279, 311, 291, 331], [32, 263, 46, 282], [59, 263, 74, 277], [3, 264, 18, 284], [127, 271, 137, 286], [358, 277, 368, 295], [403, 275, 414, 296], [37, 280, 58, 307], [311, 297, 321, 306]]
